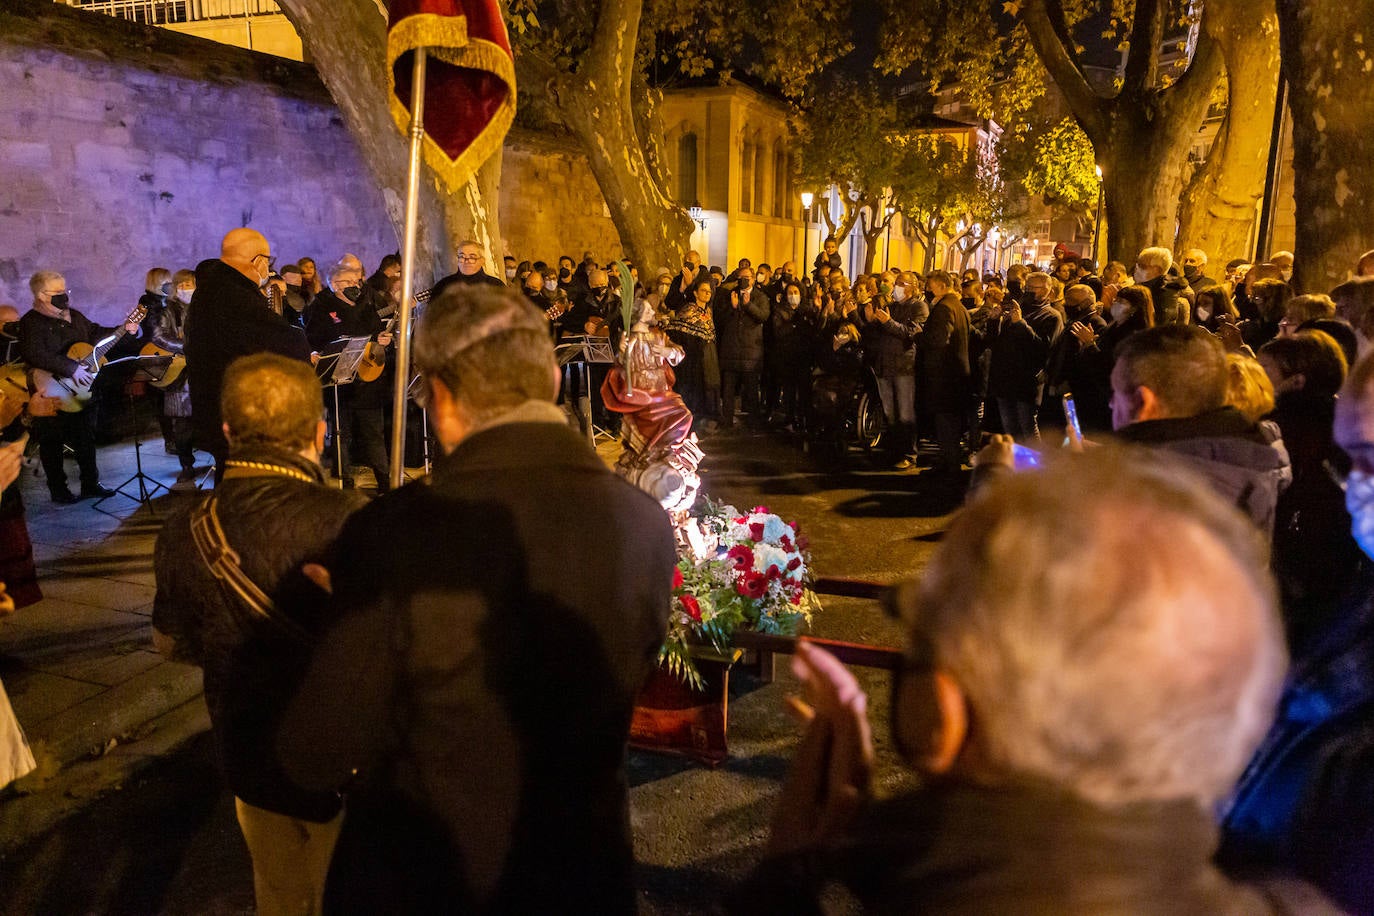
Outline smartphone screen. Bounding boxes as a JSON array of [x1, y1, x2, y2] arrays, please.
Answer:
[[1063, 394, 1082, 441], [1011, 443, 1041, 470]]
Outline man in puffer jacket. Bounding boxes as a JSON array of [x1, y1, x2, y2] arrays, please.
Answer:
[[153, 353, 366, 916]]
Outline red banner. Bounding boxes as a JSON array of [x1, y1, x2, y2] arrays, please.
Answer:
[[386, 0, 515, 191]]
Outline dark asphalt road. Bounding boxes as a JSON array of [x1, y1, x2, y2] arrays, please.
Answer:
[[0, 425, 963, 915]]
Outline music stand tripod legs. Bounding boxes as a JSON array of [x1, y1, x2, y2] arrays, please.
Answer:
[[94, 389, 169, 518]]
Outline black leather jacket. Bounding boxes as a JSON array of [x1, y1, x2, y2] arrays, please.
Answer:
[[153, 445, 366, 820]]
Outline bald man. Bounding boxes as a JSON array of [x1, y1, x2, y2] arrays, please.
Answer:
[[186, 228, 313, 479]]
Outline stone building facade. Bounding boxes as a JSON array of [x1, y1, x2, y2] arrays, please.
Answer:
[[0, 1, 395, 323]]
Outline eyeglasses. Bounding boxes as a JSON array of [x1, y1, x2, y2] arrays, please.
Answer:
[[252, 254, 277, 270], [457, 254, 483, 263]]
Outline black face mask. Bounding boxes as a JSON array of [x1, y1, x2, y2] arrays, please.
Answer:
[[524, 287, 542, 299], [159, 282, 173, 296], [559, 268, 571, 279], [592, 287, 608, 298], [50, 293, 70, 310], [341, 285, 362, 303], [1183, 265, 1201, 281]]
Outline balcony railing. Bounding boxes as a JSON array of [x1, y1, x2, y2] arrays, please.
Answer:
[[61, 0, 282, 25]]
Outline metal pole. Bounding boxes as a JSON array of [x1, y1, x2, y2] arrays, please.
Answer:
[[390, 48, 427, 490], [1092, 181, 1104, 265], [1256, 71, 1289, 264], [802, 206, 811, 284]]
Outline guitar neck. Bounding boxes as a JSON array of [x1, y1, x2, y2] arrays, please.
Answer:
[[90, 330, 128, 365]]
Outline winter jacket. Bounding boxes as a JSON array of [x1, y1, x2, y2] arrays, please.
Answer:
[[1114, 406, 1292, 537], [1143, 272, 1190, 326], [715, 284, 771, 372], [918, 291, 972, 414], [185, 258, 312, 458], [152, 446, 366, 820], [986, 302, 1065, 402], [859, 299, 921, 379], [737, 780, 1333, 914]]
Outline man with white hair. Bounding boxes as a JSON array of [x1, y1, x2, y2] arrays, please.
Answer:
[[1180, 246, 1218, 294], [737, 449, 1314, 912], [1134, 245, 1189, 325]]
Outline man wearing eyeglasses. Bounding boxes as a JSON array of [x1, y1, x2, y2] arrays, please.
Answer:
[[429, 239, 506, 300], [186, 228, 313, 481], [19, 271, 141, 503]]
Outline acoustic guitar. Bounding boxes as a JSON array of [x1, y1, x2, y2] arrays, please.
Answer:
[[138, 341, 186, 389], [356, 313, 398, 384], [0, 363, 32, 427], [30, 305, 147, 413]]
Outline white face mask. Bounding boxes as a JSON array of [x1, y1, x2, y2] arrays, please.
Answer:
[[505, 268, 517, 280], [892, 287, 908, 303], [1111, 301, 1131, 323], [1346, 470, 1374, 560], [1196, 306, 1211, 323], [543, 279, 557, 292], [1280, 268, 1293, 282], [787, 293, 801, 307], [1133, 266, 1150, 284], [176, 288, 194, 304]]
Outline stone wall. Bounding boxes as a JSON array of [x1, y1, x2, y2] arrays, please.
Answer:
[[0, 0, 397, 323], [0, 0, 625, 322], [499, 130, 623, 266]]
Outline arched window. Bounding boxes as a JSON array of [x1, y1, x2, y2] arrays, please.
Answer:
[[740, 140, 754, 213], [677, 133, 698, 205]]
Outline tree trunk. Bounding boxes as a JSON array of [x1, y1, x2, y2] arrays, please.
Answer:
[[276, 0, 504, 283], [1098, 103, 1207, 263], [1022, 0, 1223, 265], [1177, 0, 1280, 262], [1276, 0, 1374, 292], [537, 0, 690, 272]]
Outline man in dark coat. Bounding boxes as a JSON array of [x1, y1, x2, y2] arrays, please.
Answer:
[[986, 271, 1064, 442], [918, 271, 971, 472], [153, 353, 367, 916], [304, 258, 393, 490], [1135, 246, 1190, 325], [186, 228, 313, 478], [429, 239, 506, 299], [279, 285, 675, 915], [734, 451, 1321, 914], [19, 271, 141, 502], [715, 266, 771, 428]]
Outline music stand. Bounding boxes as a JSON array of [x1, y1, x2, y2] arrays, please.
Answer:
[[316, 337, 371, 487], [93, 354, 176, 518], [557, 335, 617, 446]]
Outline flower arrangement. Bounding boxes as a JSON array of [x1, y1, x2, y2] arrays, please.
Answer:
[[663, 499, 820, 687]]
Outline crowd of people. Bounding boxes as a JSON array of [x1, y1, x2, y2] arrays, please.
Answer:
[[4, 223, 1374, 913]]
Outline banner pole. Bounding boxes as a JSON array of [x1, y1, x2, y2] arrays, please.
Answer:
[[390, 48, 428, 490]]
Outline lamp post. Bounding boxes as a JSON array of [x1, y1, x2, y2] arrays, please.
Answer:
[[884, 204, 895, 272], [801, 191, 814, 279], [1092, 165, 1104, 265]]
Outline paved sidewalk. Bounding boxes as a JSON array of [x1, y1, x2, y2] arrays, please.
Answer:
[[0, 437, 208, 849]]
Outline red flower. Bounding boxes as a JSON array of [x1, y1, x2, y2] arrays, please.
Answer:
[[752, 505, 769, 514], [672, 566, 684, 590], [749, 522, 766, 542], [728, 545, 754, 570], [786, 557, 802, 572], [780, 535, 794, 553], [680, 593, 702, 622]]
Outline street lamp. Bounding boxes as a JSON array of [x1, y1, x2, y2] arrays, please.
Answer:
[[884, 204, 895, 272], [1092, 165, 1104, 265], [801, 191, 815, 277]]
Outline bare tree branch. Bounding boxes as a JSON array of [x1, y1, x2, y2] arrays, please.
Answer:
[[1023, 0, 1107, 141]]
